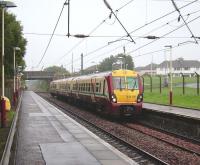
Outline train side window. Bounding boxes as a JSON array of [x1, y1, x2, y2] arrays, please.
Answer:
[[96, 83, 99, 93], [99, 82, 101, 93], [86, 83, 88, 92], [89, 83, 91, 92]]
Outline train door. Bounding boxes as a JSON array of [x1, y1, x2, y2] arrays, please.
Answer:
[[91, 78, 96, 102], [76, 80, 80, 99]]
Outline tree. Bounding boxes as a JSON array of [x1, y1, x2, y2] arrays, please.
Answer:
[[0, 9, 27, 80], [98, 54, 134, 72], [44, 65, 70, 79]]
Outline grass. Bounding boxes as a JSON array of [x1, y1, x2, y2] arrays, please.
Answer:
[[0, 110, 15, 160], [144, 87, 200, 110]]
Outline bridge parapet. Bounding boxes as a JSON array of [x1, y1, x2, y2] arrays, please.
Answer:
[[22, 71, 55, 80]]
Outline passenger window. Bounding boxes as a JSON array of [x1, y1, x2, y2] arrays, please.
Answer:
[[99, 82, 101, 93], [96, 83, 99, 93]]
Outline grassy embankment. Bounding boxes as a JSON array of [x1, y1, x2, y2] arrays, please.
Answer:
[[143, 76, 200, 109], [0, 111, 15, 159]]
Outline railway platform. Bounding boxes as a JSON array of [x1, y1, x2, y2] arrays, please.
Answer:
[[143, 102, 200, 120], [11, 91, 137, 165]]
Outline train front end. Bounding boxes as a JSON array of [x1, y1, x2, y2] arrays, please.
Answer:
[[109, 70, 143, 116]]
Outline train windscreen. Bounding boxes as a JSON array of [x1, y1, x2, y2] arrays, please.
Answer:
[[112, 77, 138, 90]]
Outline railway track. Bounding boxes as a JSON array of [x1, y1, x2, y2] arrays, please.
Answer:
[[38, 92, 200, 165], [122, 123, 200, 157]]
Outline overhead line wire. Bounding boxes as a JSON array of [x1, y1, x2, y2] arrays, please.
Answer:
[[116, 0, 135, 12], [171, 0, 198, 43], [24, 7, 200, 38], [57, 0, 137, 66], [115, 0, 198, 42], [81, 10, 200, 66], [57, 0, 198, 69], [77, 6, 200, 66], [128, 14, 200, 55], [54, 19, 106, 64], [36, 0, 67, 68], [86, 0, 198, 57]]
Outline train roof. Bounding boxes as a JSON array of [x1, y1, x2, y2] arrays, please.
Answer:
[[51, 71, 111, 83], [51, 69, 138, 83]]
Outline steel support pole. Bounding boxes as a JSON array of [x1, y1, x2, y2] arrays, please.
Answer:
[[13, 48, 16, 105], [81, 53, 83, 75], [169, 47, 173, 105], [1, 8, 6, 127], [2, 7, 4, 97]]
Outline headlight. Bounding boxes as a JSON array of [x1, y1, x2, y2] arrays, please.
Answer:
[[137, 94, 143, 103], [111, 94, 117, 103]]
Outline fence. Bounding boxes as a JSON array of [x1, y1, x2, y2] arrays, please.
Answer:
[[142, 73, 200, 96]]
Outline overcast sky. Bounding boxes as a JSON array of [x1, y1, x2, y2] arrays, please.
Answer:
[[10, 0, 200, 72]]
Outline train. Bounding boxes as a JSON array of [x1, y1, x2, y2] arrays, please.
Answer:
[[49, 69, 143, 117]]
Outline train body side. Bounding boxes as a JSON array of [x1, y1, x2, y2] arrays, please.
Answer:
[[50, 70, 143, 117]]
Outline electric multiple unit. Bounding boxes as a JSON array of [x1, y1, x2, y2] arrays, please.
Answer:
[[50, 69, 143, 117]]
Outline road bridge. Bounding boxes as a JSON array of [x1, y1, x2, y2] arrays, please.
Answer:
[[22, 71, 55, 80]]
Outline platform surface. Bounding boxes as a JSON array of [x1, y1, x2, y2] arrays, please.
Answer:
[[143, 102, 200, 120], [14, 91, 137, 165]]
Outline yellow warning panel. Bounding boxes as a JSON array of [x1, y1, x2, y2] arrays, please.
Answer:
[[1, 96, 11, 111]]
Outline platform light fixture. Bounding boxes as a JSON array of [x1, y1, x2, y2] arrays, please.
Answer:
[[13, 47, 21, 105], [165, 45, 173, 105], [0, 1, 17, 128]]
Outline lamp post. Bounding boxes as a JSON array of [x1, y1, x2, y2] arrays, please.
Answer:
[[118, 57, 123, 69], [13, 47, 21, 106], [91, 61, 98, 73], [126, 64, 128, 70], [163, 48, 169, 87], [0, 1, 17, 127], [165, 45, 173, 105]]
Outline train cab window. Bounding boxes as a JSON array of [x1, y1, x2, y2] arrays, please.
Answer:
[[127, 77, 139, 90], [112, 77, 125, 89]]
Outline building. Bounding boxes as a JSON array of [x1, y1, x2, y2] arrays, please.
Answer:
[[156, 58, 200, 77], [135, 63, 158, 76], [135, 58, 200, 77]]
